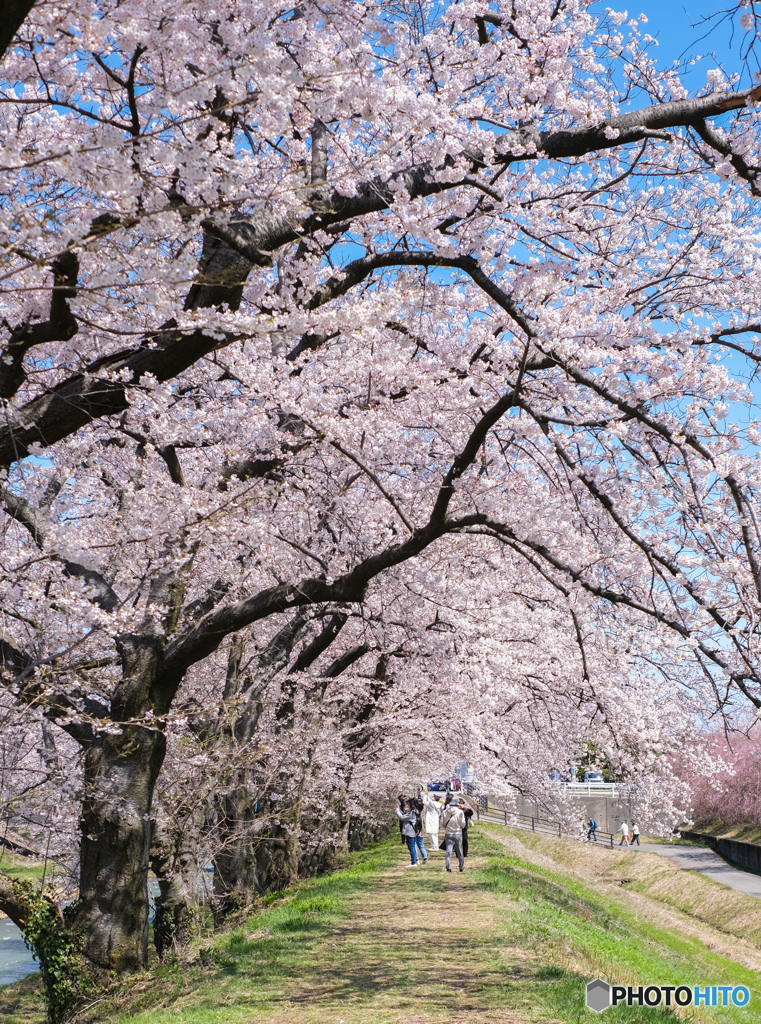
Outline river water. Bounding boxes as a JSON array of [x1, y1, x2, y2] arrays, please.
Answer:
[[0, 918, 38, 986]]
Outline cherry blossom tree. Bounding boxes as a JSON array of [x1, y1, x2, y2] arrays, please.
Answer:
[[1, 0, 761, 994], [676, 726, 761, 832]]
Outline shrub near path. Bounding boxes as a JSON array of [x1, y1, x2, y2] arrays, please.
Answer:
[[2, 828, 760, 1023]]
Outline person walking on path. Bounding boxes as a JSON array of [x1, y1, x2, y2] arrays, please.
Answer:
[[586, 817, 597, 842], [619, 821, 630, 847], [441, 799, 466, 872], [460, 799, 473, 858], [422, 792, 442, 852], [396, 799, 427, 866], [631, 822, 640, 846]]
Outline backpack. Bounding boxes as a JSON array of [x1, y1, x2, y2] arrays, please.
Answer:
[[590, 819, 596, 829], [413, 809, 423, 836]]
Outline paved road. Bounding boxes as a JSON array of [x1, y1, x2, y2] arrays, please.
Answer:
[[635, 842, 761, 899]]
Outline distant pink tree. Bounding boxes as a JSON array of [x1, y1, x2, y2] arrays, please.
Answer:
[[681, 732, 761, 830]]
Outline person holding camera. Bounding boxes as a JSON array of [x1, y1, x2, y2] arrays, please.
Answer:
[[396, 797, 427, 866]]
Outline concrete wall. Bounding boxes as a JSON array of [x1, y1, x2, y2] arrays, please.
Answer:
[[484, 795, 761, 875], [486, 792, 641, 835], [682, 831, 761, 877]]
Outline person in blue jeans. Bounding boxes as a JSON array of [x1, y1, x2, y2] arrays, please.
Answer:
[[411, 798, 428, 864], [587, 817, 597, 842], [440, 799, 466, 871], [395, 799, 427, 866]]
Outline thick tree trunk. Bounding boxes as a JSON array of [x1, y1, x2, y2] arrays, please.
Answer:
[[0, 1, 37, 63], [153, 872, 193, 957], [212, 785, 303, 921], [73, 723, 166, 971], [0, 874, 81, 1024], [212, 783, 264, 921], [256, 810, 299, 892], [297, 783, 349, 876], [150, 820, 200, 956]]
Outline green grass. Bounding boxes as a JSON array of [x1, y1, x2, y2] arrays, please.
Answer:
[[502, 825, 761, 947], [0, 853, 60, 887], [87, 840, 403, 1024], [1, 828, 760, 1023], [691, 821, 761, 846], [0, 841, 402, 1024], [471, 832, 760, 1023]]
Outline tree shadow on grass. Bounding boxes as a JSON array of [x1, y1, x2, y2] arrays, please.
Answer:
[[255, 868, 546, 1016]]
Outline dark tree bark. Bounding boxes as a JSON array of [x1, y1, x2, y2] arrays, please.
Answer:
[[210, 617, 310, 918], [70, 631, 168, 972], [253, 796, 300, 893], [211, 784, 264, 921], [0, 251, 78, 400], [74, 727, 165, 971], [0, 873, 30, 930], [150, 820, 200, 955]]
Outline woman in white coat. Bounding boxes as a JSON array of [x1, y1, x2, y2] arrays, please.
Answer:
[[422, 792, 443, 852]]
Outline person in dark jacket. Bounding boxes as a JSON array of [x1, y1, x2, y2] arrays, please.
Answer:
[[460, 799, 473, 857], [411, 798, 428, 863], [396, 798, 427, 866], [398, 794, 408, 844]]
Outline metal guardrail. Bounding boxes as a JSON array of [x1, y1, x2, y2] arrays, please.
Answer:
[[561, 782, 620, 796], [476, 800, 619, 847], [472, 781, 628, 797]]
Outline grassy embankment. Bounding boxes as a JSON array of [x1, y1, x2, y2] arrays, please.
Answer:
[[1, 826, 761, 1023], [0, 851, 57, 888], [505, 828, 761, 946], [689, 821, 761, 846]]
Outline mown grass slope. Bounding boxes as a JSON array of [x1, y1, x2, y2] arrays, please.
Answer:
[[691, 821, 761, 846], [499, 826, 761, 947], [0, 852, 58, 888]]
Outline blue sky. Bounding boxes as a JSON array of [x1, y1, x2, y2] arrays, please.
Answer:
[[622, 1, 756, 85]]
